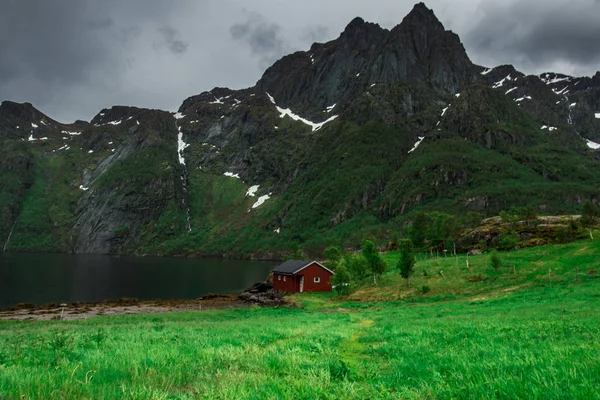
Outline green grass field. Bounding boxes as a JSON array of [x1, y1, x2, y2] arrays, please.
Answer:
[[1, 238, 599, 399]]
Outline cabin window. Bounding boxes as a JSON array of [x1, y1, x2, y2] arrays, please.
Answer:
[[283, 276, 287, 282], [278, 275, 281, 281], [314, 276, 320, 283]]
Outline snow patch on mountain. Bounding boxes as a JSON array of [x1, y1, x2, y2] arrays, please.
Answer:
[[408, 137, 425, 153], [595, 113, 600, 119], [209, 96, 224, 105], [246, 185, 260, 197], [552, 86, 569, 95], [326, 104, 336, 113], [224, 172, 240, 179], [266, 92, 338, 132], [27, 134, 47, 141], [492, 74, 512, 89], [251, 194, 271, 209], [585, 139, 600, 149], [515, 96, 532, 102], [177, 127, 190, 165], [174, 112, 185, 119], [540, 74, 571, 85], [31, 123, 38, 128], [62, 130, 81, 136], [481, 68, 494, 75], [505, 87, 518, 95], [541, 126, 557, 131]]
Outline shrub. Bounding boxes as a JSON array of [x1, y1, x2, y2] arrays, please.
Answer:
[[332, 265, 352, 296]]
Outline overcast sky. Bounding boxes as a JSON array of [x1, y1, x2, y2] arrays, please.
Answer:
[[1, 0, 599, 123]]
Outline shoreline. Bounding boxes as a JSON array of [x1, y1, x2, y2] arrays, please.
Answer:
[[0, 295, 246, 321], [1, 250, 286, 262]]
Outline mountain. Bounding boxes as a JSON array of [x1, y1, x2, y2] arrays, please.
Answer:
[[1, 3, 599, 258]]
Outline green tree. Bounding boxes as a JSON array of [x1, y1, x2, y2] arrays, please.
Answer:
[[490, 252, 502, 272], [362, 240, 386, 284], [409, 212, 428, 248], [331, 265, 351, 296], [430, 213, 457, 248], [285, 242, 305, 260], [397, 238, 413, 253], [581, 201, 598, 240], [323, 245, 342, 270], [397, 249, 415, 286], [343, 253, 369, 282]]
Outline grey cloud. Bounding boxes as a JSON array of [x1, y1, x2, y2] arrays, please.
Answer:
[[465, 0, 600, 75], [0, 0, 182, 122], [158, 26, 189, 54], [230, 16, 289, 69], [302, 26, 330, 45], [87, 17, 114, 30]]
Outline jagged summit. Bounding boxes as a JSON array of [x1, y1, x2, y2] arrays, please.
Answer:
[[340, 17, 385, 40], [400, 2, 443, 28], [253, 2, 475, 114]]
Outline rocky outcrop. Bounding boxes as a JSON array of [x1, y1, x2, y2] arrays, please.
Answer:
[[238, 282, 287, 306]]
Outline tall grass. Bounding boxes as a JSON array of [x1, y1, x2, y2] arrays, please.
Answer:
[[1, 239, 599, 399]]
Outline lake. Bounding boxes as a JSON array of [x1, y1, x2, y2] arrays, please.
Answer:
[[0, 253, 276, 309]]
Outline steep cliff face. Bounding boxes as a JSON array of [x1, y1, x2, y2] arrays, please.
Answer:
[[1, 3, 599, 256], [254, 3, 477, 121], [69, 107, 185, 254]]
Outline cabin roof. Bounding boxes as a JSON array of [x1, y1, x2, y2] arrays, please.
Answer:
[[272, 260, 334, 275]]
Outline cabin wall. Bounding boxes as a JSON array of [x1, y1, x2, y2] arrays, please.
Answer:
[[298, 263, 333, 293], [273, 273, 295, 292]]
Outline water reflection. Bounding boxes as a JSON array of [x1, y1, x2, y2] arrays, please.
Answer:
[[0, 253, 275, 308]]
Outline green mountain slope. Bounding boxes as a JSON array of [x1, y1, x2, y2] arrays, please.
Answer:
[[1, 3, 599, 257]]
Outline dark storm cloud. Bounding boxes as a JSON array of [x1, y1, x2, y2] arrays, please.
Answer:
[[0, 1, 108, 86], [158, 27, 189, 54], [229, 16, 288, 69], [466, 0, 600, 74], [0, 0, 182, 122]]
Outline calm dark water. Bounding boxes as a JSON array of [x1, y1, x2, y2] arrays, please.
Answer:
[[0, 253, 276, 308]]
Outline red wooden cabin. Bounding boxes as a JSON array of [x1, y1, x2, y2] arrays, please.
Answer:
[[271, 260, 334, 293]]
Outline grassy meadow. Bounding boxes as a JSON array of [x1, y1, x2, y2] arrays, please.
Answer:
[[1, 237, 599, 399]]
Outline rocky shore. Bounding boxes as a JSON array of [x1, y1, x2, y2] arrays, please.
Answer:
[[0, 281, 287, 321]]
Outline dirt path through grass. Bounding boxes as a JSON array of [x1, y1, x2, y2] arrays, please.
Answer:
[[338, 316, 375, 380]]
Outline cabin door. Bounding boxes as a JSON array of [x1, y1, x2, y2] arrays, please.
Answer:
[[299, 276, 304, 293]]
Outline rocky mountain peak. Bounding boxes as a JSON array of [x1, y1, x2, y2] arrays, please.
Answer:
[[592, 71, 600, 86], [1, 101, 43, 120], [401, 2, 441, 28], [340, 17, 386, 46]]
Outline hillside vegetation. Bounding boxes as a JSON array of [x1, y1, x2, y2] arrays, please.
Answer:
[[2, 3, 600, 257], [1, 237, 599, 399]]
